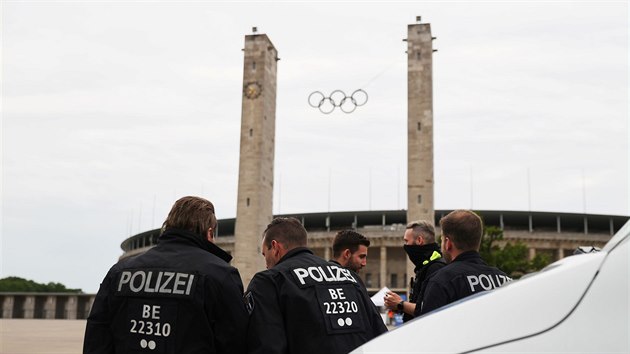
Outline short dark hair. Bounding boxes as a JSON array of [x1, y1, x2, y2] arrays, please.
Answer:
[[406, 220, 436, 243], [162, 196, 217, 238], [263, 217, 307, 250], [439, 210, 483, 251], [332, 230, 370, 258]]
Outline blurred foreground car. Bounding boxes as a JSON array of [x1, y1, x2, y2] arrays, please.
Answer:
[[353, 220, 630, 353]]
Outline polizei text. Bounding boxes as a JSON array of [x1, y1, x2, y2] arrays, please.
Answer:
[[293, 265, 358, 286], [116, 270, 197, 297]]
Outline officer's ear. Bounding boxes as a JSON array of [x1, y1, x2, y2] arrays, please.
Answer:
[[343, 249, 352, 260], [272, 239, 288, 258], [206, 228, 214, 243], [442, 235, 453, 251], [270, 239, 280, 253]]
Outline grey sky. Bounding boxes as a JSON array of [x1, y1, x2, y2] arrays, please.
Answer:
[[2, 1, 628, 292]]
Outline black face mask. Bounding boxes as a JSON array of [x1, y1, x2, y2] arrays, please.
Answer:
[[403, 244, 427, 267]]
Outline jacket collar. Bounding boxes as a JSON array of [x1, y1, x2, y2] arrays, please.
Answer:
[[452, 250, 484, 264], [276, 247, 312, 266], [159, 228, 233, 263], [329, 259, 342, 266], [406, 243, 442, 272]]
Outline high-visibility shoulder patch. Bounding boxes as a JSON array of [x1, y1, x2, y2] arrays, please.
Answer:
[[430, 251, 442, 261], [423, 251, 442, 265]]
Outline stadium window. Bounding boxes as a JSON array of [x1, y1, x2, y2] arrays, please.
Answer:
[[390, 273, 398, 288]]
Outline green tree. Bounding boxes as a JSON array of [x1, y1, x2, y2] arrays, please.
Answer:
[[0, 276, 82, 293], [479, 226, 551, 278], [530, 252, 552, 271]]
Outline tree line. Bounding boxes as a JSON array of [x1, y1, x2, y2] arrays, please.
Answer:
[[479, 226, 552, 278], [0, 276, 82, 293]]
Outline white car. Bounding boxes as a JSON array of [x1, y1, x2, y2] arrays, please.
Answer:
[[353, 220, 630, 353]]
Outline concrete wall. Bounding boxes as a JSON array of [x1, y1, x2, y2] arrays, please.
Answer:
[[0, 294, 95, 319]]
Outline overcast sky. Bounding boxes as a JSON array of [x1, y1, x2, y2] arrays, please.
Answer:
[[2, 1, 628, 292]]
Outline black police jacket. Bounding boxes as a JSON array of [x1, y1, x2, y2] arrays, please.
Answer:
[[419, 251, 512, 315], [245, 248, 387, 354], [83, 229, 249, 354], [405, 243, 446, 321]]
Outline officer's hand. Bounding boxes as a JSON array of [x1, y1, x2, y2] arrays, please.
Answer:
[[383, 291, 402, 310]]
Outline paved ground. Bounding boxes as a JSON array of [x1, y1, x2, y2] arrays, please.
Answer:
[[0, 319, 86, 354], [0, 319, 397, 353]]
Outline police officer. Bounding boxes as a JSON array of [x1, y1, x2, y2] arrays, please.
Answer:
[[330, 229, 370, 274], [84, 196, 248, 354], [419, 210, 512, 315], [245, 217, 387, 354], [383, 220, 445, 322], [330, 229, 372, 293]]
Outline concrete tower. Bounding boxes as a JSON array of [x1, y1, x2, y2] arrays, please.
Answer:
[[406, 19, 435, 280], [233, 32, 279, 286], [406, 19, 435, 224]]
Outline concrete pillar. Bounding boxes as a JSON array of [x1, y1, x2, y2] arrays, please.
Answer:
[[557, 248, 564, 260], [609, 218, 614, 236], [324, 247, 331, 261], [406, 18, 435, 295], [584, 217, 588, 235], [2, 296, 14, 318], [528, 248, 536, 261], [23, 296, 35, 319], [380, 246, 387, 288], [44, 296, 56, 319], [233, 32, 279, 287], [66, 296, 78, 319]]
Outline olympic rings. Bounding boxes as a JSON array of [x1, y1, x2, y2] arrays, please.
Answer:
[[308, 89, 368, 114]]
